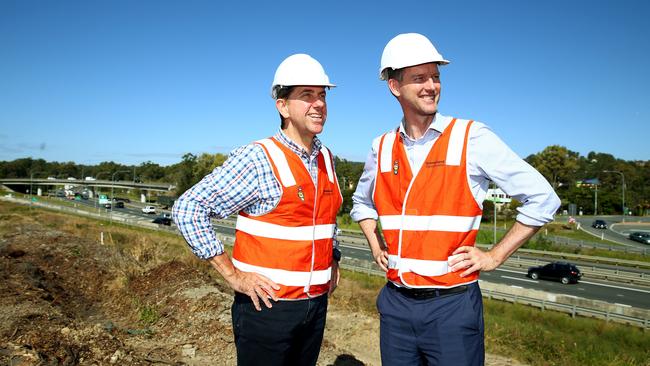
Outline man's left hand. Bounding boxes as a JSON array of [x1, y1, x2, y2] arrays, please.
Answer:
[[448, 246, 500, 277], [329, 261, 340, 295]]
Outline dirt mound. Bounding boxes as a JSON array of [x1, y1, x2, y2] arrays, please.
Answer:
[[0, 205, 526, 366]]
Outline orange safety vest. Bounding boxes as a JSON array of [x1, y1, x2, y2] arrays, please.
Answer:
[[233, 137, 342, 300], [373, 118, 482, 288]]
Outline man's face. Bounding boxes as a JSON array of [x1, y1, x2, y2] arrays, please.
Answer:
[[390, 63, 441, 117], [278, 86, 328, 137]]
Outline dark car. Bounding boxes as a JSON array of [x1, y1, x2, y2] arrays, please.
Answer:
[[629, 232, 650, 244], [113, 201, 125, 208], [527, 262, 582, 284], [152, 217, 172, 226], [591, 219, 607, 229]]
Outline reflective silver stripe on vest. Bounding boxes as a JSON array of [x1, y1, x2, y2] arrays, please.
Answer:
[[445, 119, 470, 166], [319, 146, 335, 183], [388, 254, 460, 276], [379, 214, 482, 232], [236, 215, 335, 241], [256, 138, 296, 187], [232, 259, 332, 286], [379, 131, 397, 173]]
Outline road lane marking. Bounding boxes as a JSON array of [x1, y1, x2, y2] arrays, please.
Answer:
[[501, 275, 538, 284], [579, 280, 650, 294], [614, 303, 631, 307]]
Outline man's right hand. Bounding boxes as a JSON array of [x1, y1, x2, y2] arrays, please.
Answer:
[[372, 247, 389, 273], [226, 269, 280, 311], [209, 254, 280, 311]]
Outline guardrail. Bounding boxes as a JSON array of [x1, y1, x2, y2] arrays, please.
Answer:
[[4, 196, 649, 330], [545, 235, 650, 255]]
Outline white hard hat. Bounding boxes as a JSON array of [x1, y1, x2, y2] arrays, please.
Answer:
[[271, 54, 335, 99], [379, 33, 450, 80]]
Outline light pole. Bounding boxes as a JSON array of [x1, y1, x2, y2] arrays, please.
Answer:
[[594, 183, 598, 216], [110, 170, 130, 222], [94, 171, 110, 210], [603, 170, 625, 220]]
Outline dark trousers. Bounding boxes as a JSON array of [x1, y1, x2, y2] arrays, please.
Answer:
[[231, 292, 328, 366], [377, 282, 485, 366]]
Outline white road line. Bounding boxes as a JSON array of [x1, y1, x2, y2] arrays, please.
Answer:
[[495, 268, 527, 275], [614, 303, 631, 307], [501, 275, 538, 284], [579, 280, 650, 294]]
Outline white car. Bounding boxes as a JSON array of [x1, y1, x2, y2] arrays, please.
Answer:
[[142, 206, 156, 214]]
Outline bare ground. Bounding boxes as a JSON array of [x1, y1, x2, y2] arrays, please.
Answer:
[[0, 204, 526, 365]]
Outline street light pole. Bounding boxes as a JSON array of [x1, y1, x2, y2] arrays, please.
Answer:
[[94, 171, 110, 211], [603, 170, 625, 221], [110, 170, 130, 223], [594, 183, 598, 216]]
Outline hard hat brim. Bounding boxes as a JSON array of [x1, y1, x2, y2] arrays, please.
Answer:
[[270, 83, 337, 99], [379, 60, 450, 80]]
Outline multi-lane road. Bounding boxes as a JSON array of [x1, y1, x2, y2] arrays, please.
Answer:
[[31, 197, 650, 310], [334, 235, 650, 310], [576, 215, 650, 248]]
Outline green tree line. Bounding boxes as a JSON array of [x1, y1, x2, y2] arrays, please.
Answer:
[[1, 145, 647, 215]]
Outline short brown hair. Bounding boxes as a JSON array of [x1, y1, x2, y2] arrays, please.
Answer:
[[274, 86, 295, 129], [385, 68, 404, 82]]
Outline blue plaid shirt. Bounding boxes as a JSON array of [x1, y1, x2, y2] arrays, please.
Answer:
[[173, 130, 338, 259]]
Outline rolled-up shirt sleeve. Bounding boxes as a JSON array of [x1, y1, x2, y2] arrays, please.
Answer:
[[172, 145, 265, 259], [350, 137, 381, 222], [468, 123, 561, 226]]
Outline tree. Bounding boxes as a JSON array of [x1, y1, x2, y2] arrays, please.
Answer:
[[193, 153, 227, 182], [173, 153, 197, 196], [526, 145, 579, 189]]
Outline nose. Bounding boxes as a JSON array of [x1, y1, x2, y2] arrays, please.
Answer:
[[311, 98, 325, 109], [424, 77, 437, 91]]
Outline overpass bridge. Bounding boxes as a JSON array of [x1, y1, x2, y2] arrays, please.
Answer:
[[0, 178, 175, 201]]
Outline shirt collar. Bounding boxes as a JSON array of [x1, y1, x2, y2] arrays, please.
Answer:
[[274, 130, 322, 159], [398, 113, 453, 140]]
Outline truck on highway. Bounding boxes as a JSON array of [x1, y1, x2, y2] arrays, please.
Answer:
[[98, 194, 110, 208]]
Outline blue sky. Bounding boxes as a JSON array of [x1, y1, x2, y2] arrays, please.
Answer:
[[1, 0, 648, 166]]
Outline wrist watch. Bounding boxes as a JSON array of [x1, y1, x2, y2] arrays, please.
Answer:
[[332, 248, 342, 262]]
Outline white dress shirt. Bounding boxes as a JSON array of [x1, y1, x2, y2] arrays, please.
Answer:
[[350, 113, 560, 226]]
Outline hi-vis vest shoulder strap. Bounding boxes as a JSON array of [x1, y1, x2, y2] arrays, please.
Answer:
[[233, 137, 342, 300], [378, 119, 471, 174], [374, 118, 482, 289], [255, 138, 336, 185]]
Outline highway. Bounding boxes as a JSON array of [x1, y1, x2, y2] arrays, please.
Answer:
[[576, 215, 650, 248], [27, 196, 650, 310], [334, 240, 650, 309]]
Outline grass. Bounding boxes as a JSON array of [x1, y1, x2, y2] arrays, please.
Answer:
[[3, 199, 649, 365]]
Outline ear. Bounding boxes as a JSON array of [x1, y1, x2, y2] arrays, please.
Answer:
[[388, 79, 401, 98], [276, 98, 290, 119]]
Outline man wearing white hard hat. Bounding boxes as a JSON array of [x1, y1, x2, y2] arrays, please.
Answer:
[[351, 33, 560, 365], [173, 53, 342, 365]]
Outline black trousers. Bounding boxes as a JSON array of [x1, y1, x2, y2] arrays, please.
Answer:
[[231, 292, 328, 366]]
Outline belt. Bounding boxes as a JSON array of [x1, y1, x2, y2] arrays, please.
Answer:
[[387, 281, 468, 300]]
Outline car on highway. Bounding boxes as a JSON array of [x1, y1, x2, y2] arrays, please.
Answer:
[[113, 201, 125, 208], [142, 206, 156, 214], [152, 217, 172, 226], [628, 232, 650, 244], [591, 219, 607, 229], [527, 261, 582, 284]]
